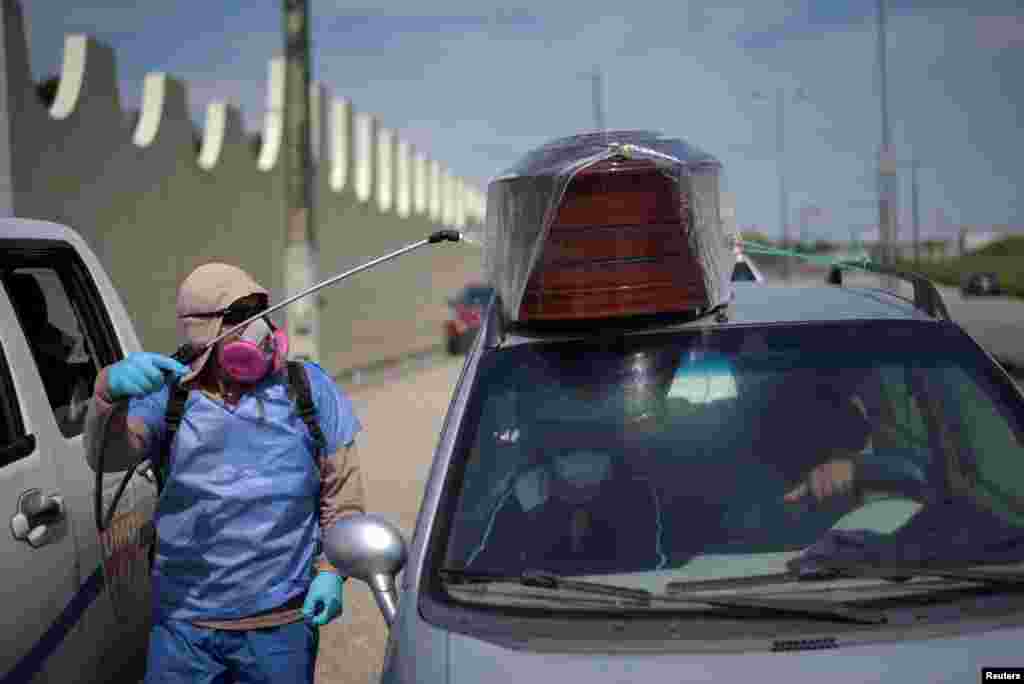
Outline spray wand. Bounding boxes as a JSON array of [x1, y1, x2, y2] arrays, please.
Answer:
[[172, 228, 465, 367], [97, 228, 468, 534]]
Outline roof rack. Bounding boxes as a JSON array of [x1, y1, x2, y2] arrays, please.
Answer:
[[481, 290, 732, 350], [827, 261, 951, 322]]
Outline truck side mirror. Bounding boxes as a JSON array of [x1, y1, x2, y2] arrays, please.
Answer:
[[323, 514, 408, 627]]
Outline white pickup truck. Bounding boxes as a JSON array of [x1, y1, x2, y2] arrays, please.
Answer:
[[1, 218, 154, 684]]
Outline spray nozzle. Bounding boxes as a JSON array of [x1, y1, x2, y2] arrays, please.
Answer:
[[429, 229, 463, 244]]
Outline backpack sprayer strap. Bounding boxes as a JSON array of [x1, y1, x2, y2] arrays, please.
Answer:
[[287, 361, 327, 462], [157, 362, 326, 489]]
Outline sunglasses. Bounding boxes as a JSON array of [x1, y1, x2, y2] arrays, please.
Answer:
[[182, 300, 269, 326]]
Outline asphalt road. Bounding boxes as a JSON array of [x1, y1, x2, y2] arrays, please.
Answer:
[[769, 265, 1024, 370], [934, 284, 1024, 370], [316, 359, 465, 684]]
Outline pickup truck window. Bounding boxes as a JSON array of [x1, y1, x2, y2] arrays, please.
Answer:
[[0, 340, 28, 467], [1, 252, 116, 439]]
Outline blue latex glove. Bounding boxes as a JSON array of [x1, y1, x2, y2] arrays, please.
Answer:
[[107, 352, 190, 401], [303, 572, 345, 626]]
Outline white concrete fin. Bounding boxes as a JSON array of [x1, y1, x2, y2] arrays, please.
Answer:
[[442, 170, 456, 227], [412, 149, 428, 216], [454, 177, 466, 229], [476, 188, 488, 222], [376, 126, 393, 213], [466, 188, 479, 223], [329, 96, 350, 193], [449, 176, 459, 228], [51, 34, 120, 120], [429, 159, 442, 222], [198, 101, 243, 171], [257, 56, 285, 171], [310, 80, 327, 166], [395, 138, 411, 218], [353, 110, 374, 203], [132, 72, 190, 148]]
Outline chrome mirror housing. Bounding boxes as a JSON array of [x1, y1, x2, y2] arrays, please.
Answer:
[[323, 514, 409, 627]]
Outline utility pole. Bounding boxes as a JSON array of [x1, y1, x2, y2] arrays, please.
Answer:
[[776, 87, 789, 277], [911, 158, 920, 266], [283, 0, 318, 361], [590, 68, 605, 132], [754, 86, 809, 280], [799, 204, 808, 248], [877, 0, 899, 279]]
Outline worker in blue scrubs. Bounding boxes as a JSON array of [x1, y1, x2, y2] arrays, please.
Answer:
[[85, 262, 367, 684]]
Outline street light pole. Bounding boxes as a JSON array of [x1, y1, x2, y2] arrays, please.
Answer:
[[590, 68, 605, 132], [776, 87, 789, 277], [877, 0, 899, 275], [754, 86, 811, 280], [911, 158, 920, 266], [283, 0, 319, 361]]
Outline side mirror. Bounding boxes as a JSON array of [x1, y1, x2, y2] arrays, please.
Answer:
[[323, 514, 408, 627]]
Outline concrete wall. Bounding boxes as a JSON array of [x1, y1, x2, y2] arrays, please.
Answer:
[[0, 0, 487, 375]]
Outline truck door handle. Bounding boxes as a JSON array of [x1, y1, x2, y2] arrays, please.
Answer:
[[10, 488, 65, 548], [136, 459, 156, 484]]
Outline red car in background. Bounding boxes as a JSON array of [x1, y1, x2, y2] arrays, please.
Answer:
[[444, 284, 494, 355]]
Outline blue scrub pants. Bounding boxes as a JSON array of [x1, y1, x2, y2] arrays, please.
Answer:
[[143, 618, 318, 684]]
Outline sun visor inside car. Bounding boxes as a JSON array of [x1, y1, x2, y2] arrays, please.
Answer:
[[482, 130, 732, 324]]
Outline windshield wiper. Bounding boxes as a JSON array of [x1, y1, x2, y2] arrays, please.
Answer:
[[801, 561, 1024, 586], [439, 568, 886, 624], [439, 568, 653, 601]]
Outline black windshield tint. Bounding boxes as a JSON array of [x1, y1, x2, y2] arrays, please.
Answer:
[[438, 320, 1024, 590], [732, 262, 757, 282]]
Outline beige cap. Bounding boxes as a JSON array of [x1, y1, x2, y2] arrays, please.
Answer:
[[176, 263, 269, 384]]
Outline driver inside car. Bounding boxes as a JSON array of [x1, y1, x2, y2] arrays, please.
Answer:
[[766, 364, 930, 512], [466, 433, 665, 576]]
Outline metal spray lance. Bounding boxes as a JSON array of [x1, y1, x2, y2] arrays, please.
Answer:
[[96, 228, 468, 534]]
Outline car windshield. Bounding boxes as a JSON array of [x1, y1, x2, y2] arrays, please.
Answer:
[[438, 319, 1024, 598]]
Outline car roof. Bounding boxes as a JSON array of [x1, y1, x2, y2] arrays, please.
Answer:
[[0, 217, 84, 243], [726, 283, 930, 324], [501, 282, 936, 346]]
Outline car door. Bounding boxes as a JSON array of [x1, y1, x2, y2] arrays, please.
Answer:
[[0, 290, 80, 684], [1, 244, 150, 683]]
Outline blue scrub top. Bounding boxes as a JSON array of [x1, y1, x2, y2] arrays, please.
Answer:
[[128, 362, 363, 622]]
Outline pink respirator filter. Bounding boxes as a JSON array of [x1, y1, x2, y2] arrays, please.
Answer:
[[218, 317, 284, 384]]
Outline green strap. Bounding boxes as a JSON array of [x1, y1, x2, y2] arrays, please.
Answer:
[[739, 239, 873, 271]]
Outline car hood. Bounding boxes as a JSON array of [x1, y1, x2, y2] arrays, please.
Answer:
[[442, 623, 1024, 683]]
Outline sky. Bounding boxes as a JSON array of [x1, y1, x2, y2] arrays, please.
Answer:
[[22, 1, 1024, 244]]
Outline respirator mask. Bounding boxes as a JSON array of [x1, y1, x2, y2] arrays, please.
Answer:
[[217, 315, 289, 385], [551, 449, 613, 505]]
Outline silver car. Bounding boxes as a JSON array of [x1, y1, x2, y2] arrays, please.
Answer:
[[329, 277, 1024, 683]]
